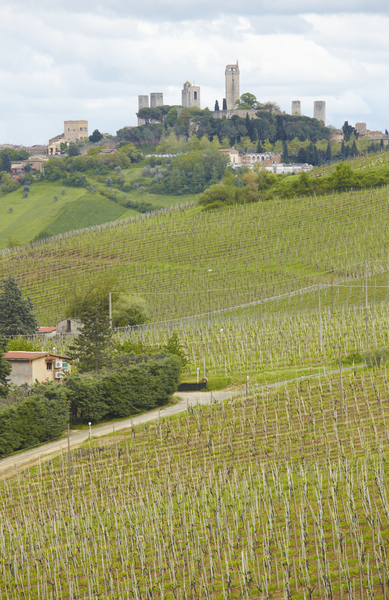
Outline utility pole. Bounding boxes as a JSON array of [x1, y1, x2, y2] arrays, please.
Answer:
[[67, 423, 72, 492], [318, 283, 323, 353], [365, 262, 369, 350]]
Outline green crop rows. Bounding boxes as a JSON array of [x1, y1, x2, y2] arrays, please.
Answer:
[[1, 185, 389, 326], [2, 367, 389, 598]]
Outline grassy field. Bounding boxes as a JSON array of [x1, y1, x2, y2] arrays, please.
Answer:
[[2, 366, 389, 598], [0, 174, 195, 247]]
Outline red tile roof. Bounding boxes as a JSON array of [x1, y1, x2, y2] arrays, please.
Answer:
[[4, 352, 70, 361], [38, 326, 56, 333]]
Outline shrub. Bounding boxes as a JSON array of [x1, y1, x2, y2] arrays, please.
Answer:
[[363, 347, 389, 367]]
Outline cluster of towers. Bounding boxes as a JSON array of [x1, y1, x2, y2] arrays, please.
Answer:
[[292, 100, 326, 124], [138, 83, 201, 125], [137, 63, 326, 126]]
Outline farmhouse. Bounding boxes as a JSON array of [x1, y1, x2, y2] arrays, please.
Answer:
[[4, 352, 71, 386]]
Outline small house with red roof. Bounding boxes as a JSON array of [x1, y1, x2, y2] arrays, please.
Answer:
[[4, 352, 71, 386]]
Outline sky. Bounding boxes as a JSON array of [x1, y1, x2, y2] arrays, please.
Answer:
[[1, 1, 389, 146]]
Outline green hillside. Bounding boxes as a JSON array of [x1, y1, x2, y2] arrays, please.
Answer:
[[2, 365, 389, 598], [1, 182, 388, 326], [0, 180, 195, 247]]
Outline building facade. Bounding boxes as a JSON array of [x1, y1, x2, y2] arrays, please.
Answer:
[[64, 120, 89, 143], [225, 62, 240, 110], [291, 101, 301, 116], [182, 81, 201, 108], [4, 352, 71, 385], [138, 95, 149, 125], [313, 101, 326, 125], [150, 93, 163, 108]]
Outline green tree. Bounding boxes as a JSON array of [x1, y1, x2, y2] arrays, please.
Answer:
[[0, 337, 11, 397], [112, 294, 149, 328], [214, 100, 220, 111], [163, 333, 188, 368], [235, 93, 258, 109], [89, 129, 103, 143], [282, 141, 289, 162], [69, 310, 112, 374], [68, 143, 80, 157], [342, 121, 356, 143], [326, 141, 332, 161], [0, 150, 11, 172], [222, 98, 227, 110], [0, 276, 38, 336]]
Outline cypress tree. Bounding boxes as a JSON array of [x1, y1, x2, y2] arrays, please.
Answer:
[[0, 276, 38, 336], [222, 98, 227, 111], [283, 141, 289, 162], [326, 141, 332, 162], [214, 100, 220, 111]]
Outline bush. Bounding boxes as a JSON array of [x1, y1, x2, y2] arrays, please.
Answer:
[[66, 353, 181, 423], [0, 383, 68, 457], [363, 347, 389, 367]]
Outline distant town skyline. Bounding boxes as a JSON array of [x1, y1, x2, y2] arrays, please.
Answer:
[[0, 1, 388, 145]]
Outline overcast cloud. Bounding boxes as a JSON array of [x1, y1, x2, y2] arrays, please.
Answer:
[[1, 1, 388, 145]]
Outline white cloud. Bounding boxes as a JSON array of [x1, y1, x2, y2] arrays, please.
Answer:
[[0, 3, 389, 144]]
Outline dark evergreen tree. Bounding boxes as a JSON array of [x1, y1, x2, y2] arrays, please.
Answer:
[[222, 98, 227, 110], [297, 147, 307, 162], [214, 100, 220, 111], [0, 276, 38, 336], [88, 129, 103, 143], [0, 150, 11, 172], [350, 140, 359, 157], [340, 140, 346, 158], [69, 310, 112, 374], [326, 141, 332, 161], [282, 141, 289, 162], [342, 121, 356, 142], [256, 139, 264, 153]]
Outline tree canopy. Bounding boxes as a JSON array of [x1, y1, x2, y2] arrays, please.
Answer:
[[0, 276, 38, 337]]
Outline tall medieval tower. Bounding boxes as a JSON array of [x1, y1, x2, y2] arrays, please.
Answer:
[[225, 62, 240, 110]]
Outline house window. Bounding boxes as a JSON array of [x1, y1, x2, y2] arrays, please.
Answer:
[[46, 362, 52, 371], [194, 91, 197, 100]]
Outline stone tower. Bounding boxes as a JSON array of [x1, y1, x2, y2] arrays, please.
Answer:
[[291, 101, 301, 116], [150, 93, 163, 108], [182, 81, 201, 108], [225, 62, 240, 110], [138, 95, 149, 125], [314, 101, 326, 125]]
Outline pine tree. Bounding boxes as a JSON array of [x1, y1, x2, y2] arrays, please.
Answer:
[[0, 276, 38, 336], [69, 310, 112, 374]]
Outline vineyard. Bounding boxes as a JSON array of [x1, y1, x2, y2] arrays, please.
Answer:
[[2, 366, 389, 598], [1, 184, 389, 326]]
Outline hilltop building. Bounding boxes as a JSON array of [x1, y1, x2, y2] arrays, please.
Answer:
[[313, 101, 326, 125], [225, 62, 240, 110], [291, 101, 301, 116], [182, 81, 200, 108], [150, 93, 163, 108], [355, 123, 388, 145], [64, 120, 88, 143]]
